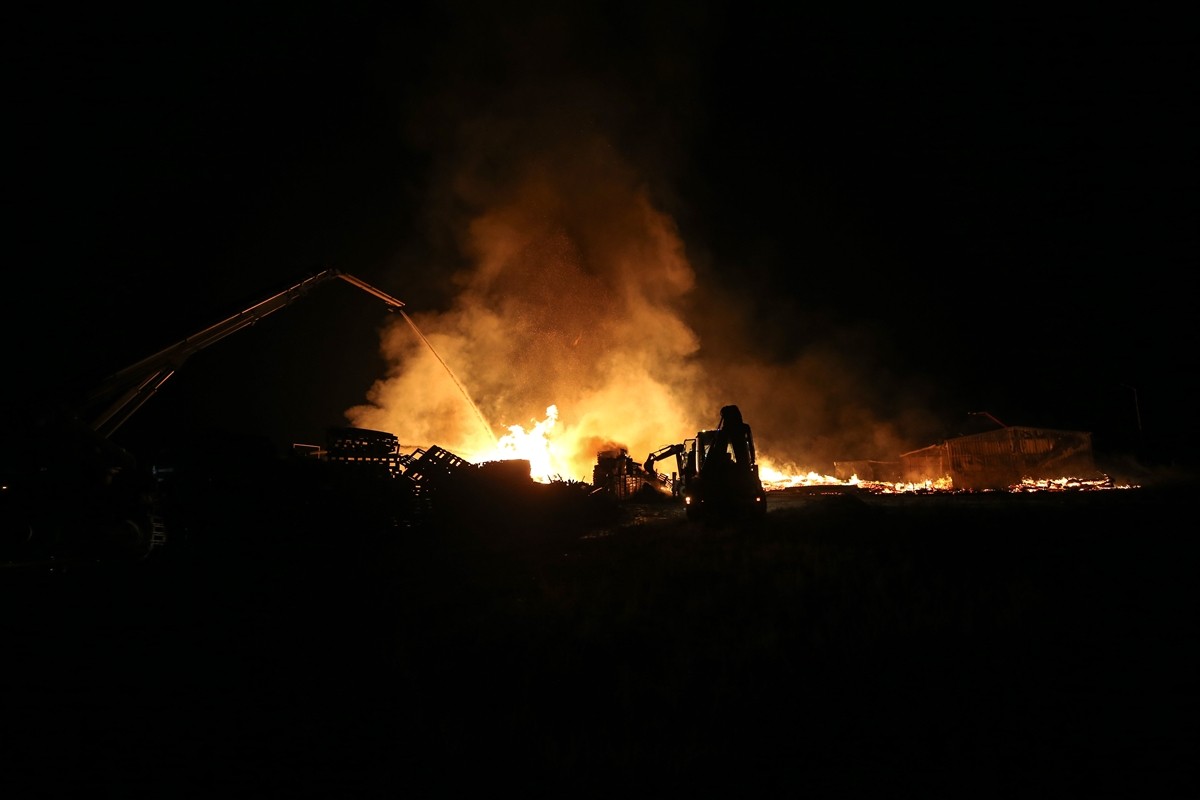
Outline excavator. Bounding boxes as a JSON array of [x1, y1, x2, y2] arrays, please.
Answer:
[[1, 269, 407, 567], [643, 405, 768, 524], [643, 443, 686, 497]]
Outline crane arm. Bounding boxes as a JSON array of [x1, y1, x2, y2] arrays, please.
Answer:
[[335, 272, 405, 310], [83, 268, 405, 438]]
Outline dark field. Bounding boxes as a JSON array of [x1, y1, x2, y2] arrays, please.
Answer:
[[5, 483, 1198, 797]]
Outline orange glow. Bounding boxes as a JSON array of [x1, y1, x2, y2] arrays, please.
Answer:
[[756, 458, 1134, 494], [340, 135, 1140, 495], [758, 461, 851, 490], [465, 405, 565, 482], [1011, 476, 1137, 492]]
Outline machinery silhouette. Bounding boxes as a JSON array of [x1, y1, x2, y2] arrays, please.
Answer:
[[594, 404, 768, 524], [1, 270, 409, 567]]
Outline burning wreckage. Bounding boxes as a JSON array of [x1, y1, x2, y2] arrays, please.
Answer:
[[288, 403, 770, 531], [291, 403, 770, 532], [1, 268, 620, 568], [1, 269, 485, 567], [831, 418, 1113, 493], [2, 268, 1134, 570], [287, 426, 611, 533]]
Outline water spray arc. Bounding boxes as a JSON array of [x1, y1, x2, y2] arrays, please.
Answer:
[[397, 308, 499, 446], [334, 272, 498, 446]]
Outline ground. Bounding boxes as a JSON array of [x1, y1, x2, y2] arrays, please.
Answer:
[[4, 483, 1197, 796]]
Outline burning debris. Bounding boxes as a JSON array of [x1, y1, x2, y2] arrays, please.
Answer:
[[592, 448, 672, 502], [311, 408, 1136, 535], [338, 113, 943, 490], [899, 425, 1104, 491], [753, 420, 1138, 495], [318, 125, 1133, 500], [295, 426, 618, 537]]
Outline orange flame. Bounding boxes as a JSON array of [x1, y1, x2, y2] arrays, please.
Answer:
[[466, 405, 566, 482]]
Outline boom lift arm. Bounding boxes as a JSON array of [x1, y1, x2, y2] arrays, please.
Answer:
[[82, 269, 405, 439]]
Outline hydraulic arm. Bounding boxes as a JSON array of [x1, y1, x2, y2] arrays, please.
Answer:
[[643, 442, 686, 475]]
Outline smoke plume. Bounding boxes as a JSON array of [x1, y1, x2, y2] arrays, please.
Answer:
[[345, 8, 942, 480], [347, 135, 718, 480]]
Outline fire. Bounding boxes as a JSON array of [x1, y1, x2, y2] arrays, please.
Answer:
[[339, 137, 1143, 498], [857, 477, 956, 493], [398, 401, 1141, 495], [465, 404, 568, 483], [1012, 476, 1137, 492], [755, 459, 1134, 494], [758, 461, 853, 491]]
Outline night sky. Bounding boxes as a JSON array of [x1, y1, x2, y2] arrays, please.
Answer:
[[9, 4, 1197, 474]]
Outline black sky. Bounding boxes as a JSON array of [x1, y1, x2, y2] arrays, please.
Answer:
[[9, 3, 1198, 468]]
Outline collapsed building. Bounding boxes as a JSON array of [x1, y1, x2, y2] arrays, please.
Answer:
[[833, 425, 1103, 491], [898, 425, 1102, 490]]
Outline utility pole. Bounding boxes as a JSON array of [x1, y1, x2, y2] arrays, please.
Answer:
[[1120, 384, 1143, 442]]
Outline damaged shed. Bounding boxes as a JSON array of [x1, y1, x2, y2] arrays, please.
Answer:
[[900, 426, 1101, 490]]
